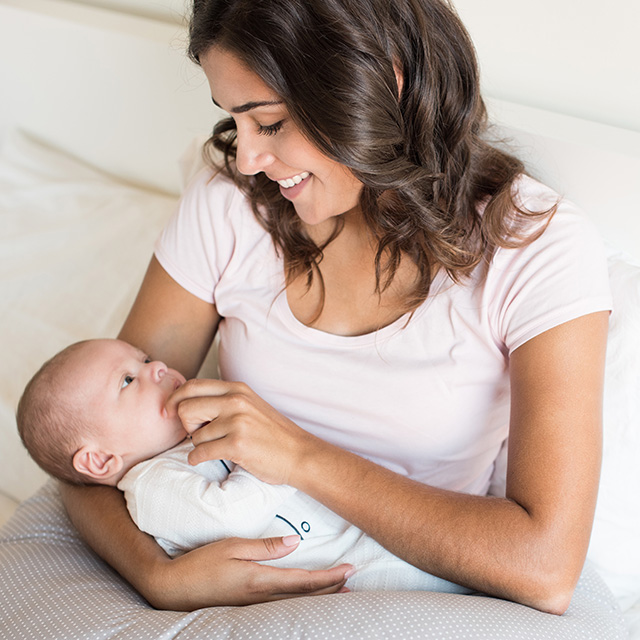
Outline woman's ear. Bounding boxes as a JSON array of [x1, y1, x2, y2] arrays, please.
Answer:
[[72, 447, 124, 484]]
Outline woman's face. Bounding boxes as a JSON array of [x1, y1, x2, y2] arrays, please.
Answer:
[[200, 47, 363, 228]]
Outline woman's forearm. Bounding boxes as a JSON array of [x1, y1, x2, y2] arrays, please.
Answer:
[[58, 482, 171, 605], [293, 442, 579, 614], [174, 380, 587, 613]]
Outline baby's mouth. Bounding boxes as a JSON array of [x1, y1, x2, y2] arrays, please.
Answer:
[[169, 370, 187, 390]]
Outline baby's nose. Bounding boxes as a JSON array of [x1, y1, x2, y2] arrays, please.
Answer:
[[148, 360, 168, 383]]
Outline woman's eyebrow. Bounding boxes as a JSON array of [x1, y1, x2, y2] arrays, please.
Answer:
[[211, 96, 284, 114]]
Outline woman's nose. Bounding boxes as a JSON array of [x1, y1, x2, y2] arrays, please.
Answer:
[[235, 130, 276, 176]]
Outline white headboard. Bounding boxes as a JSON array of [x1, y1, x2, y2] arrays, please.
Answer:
[[487, 98, 640, 263]]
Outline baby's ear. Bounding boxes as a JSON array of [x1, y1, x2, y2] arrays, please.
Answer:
[[72, 447, 123, 485]]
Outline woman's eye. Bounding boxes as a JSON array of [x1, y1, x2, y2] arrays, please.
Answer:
[[257, 120, 284, 136], [121, 375, 134, 389]]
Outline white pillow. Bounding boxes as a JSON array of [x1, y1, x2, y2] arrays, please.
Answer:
[[490, 249, 640, 609], [0, 130, 179, 502], [588, 249, 640, 610]]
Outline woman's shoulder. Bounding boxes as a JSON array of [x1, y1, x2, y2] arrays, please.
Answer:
[[183, 166, 247, 215], [511, 174, 560, 209], [507, 174, 605, 257], [172, 166, 267, 240], [484, 175, 612, 353], [154, 165, 270, 303]]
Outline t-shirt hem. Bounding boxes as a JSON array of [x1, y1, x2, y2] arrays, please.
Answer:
[[508, 297, 613, 354], [154, 246, 215, 305]]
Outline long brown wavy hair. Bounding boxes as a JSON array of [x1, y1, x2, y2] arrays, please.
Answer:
[[188, 0, 552, 312]]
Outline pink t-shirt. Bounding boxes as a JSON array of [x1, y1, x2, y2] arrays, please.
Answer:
[[155, 169, 612, 496]]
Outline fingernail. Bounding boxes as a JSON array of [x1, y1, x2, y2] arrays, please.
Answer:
[[344, 568, 356, 579], [282, 534, 300, 547], [339, 587, 351, 593]]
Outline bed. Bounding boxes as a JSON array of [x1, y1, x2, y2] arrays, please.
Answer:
[[0, 1, 638, 637]]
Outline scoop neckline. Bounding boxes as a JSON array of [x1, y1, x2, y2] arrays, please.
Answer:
[[274, 269, 449, 348]]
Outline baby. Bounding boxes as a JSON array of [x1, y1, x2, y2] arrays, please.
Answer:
[[17, 338, 471, 594]]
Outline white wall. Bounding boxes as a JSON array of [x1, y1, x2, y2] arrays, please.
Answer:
[[63, 0, 188, 23], [453, 0, 640, 133], [61, 0, 640, 133]]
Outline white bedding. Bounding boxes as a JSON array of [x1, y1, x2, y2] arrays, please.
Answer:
[[629, 606, 640, 638]]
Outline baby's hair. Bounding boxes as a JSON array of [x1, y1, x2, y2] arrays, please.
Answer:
[[17, 341, 96, 485]]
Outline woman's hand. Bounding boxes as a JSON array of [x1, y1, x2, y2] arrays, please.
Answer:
[[166, 379, 322, 485], [148, 535, 352, 610]]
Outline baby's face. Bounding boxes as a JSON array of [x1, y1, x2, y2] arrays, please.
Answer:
[[68, 339, 188, 466]]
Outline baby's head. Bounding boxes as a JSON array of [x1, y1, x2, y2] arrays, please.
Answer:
[[17, 339, 187, 486]]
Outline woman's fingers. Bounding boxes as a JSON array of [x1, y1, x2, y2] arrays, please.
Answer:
[[176, 395, 224, 436], [165, 378, 234, 420], [241, 533, 305, 560], [226, 535, 353, 601], [165, 378, 319, 484], [166, 379, 257, 436], [178, 394, 264, 464], [187, 438, 227, 466], [260, 566, 353, 601], [156, 535, 354, 609], [232, 536, 354, 599]]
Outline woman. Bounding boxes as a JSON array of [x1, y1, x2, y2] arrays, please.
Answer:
[[60, 0, 613, 618]]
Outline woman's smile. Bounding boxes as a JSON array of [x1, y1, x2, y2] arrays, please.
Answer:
[[275, 172, 312, 200]]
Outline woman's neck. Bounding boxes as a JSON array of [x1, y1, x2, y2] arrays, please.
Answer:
[[287, 211, 421, 336]]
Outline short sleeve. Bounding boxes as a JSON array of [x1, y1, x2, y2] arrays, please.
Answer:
[[154, 168, 243, 304], [486, 181, 613, 354]]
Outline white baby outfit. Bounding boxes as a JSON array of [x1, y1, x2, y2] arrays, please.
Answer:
[[118, 441, 471, 593]]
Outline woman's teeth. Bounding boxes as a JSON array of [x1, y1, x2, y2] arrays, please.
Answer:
[[277, 172, 310, 188]]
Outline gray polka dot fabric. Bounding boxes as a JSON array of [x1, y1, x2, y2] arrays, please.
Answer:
[[0, 482, 629, 639]]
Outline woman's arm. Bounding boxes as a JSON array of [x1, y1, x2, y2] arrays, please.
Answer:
[[118, 256, 219, 377], [60, 257, 351, 609], [174, 311, 609, 614]]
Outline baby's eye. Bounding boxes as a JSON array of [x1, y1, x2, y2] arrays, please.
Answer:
[[144, 357, 151, 364], [121, 375, 135, 389]]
